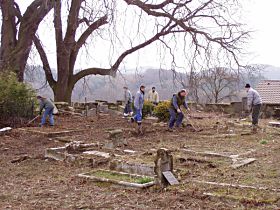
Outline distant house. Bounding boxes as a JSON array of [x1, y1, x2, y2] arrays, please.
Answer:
[[256, 80, 280, 104]]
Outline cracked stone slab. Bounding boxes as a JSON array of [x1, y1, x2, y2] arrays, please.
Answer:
[[19, 128, 86, 137], [231, 158, 256, 169], [83, 151, 110, 158], [269, 122, 280, 127], [124, 149, 137, 154]]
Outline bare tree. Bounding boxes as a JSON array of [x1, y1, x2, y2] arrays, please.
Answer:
[[199, 67, 239, 103], [33, 0, 249, 102], [0, 0, 54, 81]]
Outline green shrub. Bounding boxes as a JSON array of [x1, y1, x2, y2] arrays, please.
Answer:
[[142, 101, 154, 118], [132, 100, 155, 119], [0, 72, 35, 126], [154, 101, 171, 122]]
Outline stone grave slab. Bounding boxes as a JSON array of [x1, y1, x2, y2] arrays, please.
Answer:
[[123, 149, 136, 154], [109, 160, 154, 176], [269, 122, 280, 128], [231, 158, 256, 169], [83, 151, 110, 159], [77, 169, 155, 188], [162, 171, 179, 185], [0, 127, 12, 135], [19, 128, 86, 138]]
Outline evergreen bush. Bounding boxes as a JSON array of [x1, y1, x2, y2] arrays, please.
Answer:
[[154, 101, 171, 122], [0, 72, 35, 126]]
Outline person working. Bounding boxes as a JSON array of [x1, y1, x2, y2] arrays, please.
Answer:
[[131, 85, 145, 134], [37, 96, 55, 127], [168, 89, 190, 131], [245, 84, 262, 129]]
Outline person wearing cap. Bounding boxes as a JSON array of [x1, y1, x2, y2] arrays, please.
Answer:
[[131, 85, 145, 134], [168, 89, 190, 131], [123, 86, 133, 117], [245, 84, 262, 127], [37, 96, 55, 127], [147, 87, 159, 105]]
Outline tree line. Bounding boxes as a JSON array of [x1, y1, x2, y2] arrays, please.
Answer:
[[0, 0, 249, 103]]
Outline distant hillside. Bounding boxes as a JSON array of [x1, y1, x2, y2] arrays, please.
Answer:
[[24, 64, 279, 103], [262, 65, 280, 79]]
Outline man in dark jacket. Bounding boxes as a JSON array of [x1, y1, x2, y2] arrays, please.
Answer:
[[37, 96, 55, 126], [168, 89, 190, 131]]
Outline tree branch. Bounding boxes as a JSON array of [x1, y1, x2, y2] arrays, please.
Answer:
[[54, 1, 63, 49], [64, 0, 83, 45], [76, 15, 108, 50], [33, 35, 56, 88], [73, 67, 113, 84]]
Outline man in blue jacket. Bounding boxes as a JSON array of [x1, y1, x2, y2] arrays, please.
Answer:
[[131, 85, 145, 134], [168, 89, 190, 131]]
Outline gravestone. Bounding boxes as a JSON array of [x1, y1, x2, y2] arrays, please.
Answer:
[[87, 108, 97, 117], [104, 129, 127, 149], [162, 171, 179, 185], [154, 148, 177, 188], [98, 104, 109, 113]]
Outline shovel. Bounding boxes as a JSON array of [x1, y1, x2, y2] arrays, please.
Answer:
[[27, 115, 40, 125], [184, 110, 203, 132]]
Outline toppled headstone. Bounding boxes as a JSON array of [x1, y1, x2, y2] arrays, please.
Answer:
[[231, 158, 256, 169], [0, 127, 12, 135], [154, 148, 177, 187], [123, 149, 136, 154], [83, 151, 110, 159], [45, 144, 109, 167], [65, 141, 98, 153], [162, 171, 179, 185], [269, 122, 280, 128]]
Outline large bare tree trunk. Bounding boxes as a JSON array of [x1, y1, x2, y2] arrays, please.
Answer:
[[0, 0, 54, 81]]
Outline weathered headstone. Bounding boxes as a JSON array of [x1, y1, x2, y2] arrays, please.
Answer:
[[98, 104, 109, 113], [87, 108, 97, 117], [154, 148, 177, 187], [104, 129, 127, 149]]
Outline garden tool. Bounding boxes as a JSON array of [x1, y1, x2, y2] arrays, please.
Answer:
[[184, 110, 203, 132], [26, 115, 40, 125]]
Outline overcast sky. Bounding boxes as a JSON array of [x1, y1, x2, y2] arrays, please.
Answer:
[[244, 0, 280, 66], [22, 0, 280, 71]]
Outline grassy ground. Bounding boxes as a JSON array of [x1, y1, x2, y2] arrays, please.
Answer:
[[0, 112, 279, 209]]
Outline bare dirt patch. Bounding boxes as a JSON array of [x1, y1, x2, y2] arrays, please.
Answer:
[[0, 113, 279, 209]]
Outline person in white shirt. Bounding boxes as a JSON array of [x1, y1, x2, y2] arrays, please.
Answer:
[[147, 87, 159, 105]]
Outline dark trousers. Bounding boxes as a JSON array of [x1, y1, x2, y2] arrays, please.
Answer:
[[124, 102, 132, 114], [169, 108, 184, 128], [252, 104, 261, 125]]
